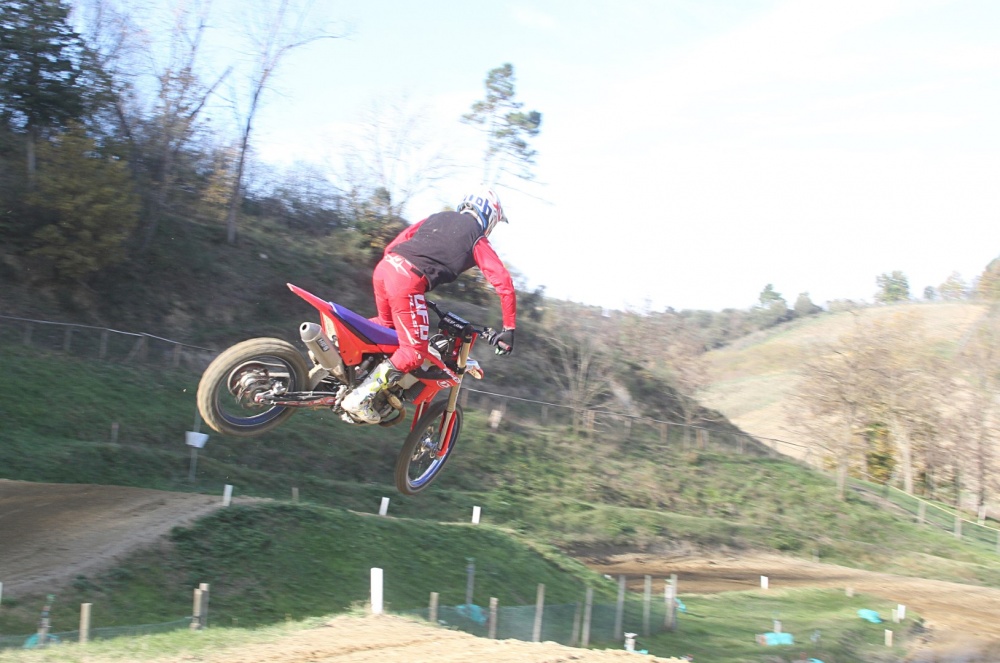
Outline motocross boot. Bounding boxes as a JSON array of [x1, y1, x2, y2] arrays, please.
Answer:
[[341, 359, 402, 423]]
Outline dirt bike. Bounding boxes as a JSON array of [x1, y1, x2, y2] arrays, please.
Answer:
[[196, 283, 497, 495]]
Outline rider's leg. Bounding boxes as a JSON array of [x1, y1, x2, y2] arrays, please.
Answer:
[[343, 257, 429, 423]]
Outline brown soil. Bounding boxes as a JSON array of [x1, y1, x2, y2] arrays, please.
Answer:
[[3, 480, 999, 661]]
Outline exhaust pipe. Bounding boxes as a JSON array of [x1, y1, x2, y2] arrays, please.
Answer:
[[300, 322, 346, 381]]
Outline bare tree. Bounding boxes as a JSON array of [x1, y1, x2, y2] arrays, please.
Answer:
[[664, 329, 710, 446], [223, 0, 340, 245], [952, 313, 1000, 512], [789, 315, 887, 499], [540, 306, 614, 435], [342, 96, 453, 221]]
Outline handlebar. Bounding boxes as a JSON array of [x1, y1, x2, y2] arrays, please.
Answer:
[[426, 299, 496, 342]]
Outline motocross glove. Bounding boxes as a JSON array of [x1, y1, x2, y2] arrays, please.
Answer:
[[492, 328, 514, 356]]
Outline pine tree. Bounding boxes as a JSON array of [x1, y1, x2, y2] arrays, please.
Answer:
[[0, 0, 89, 178]]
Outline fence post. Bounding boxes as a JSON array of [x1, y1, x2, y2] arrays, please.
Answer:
[[172, 343, 182, 367], [23, 323, 32, 346], [99, 330, 109, 360], [614, 575, 626, 641], [665, 575, 678, 631], [429, 592, 439, 623], [643, 575, 652, 637], [570, 601, 582, 647], [532, 583, 545, 643], [79, 603, 92, 644], [489, 597, 498, 639], [954, 514, 962, 540], [292, 487, 299, 502], [582, 587, 594, 647], [36, 594, 53, 647], [370, 569, 383, 615], [190, 587, 203, 629], [63, 327, 73, 353], [660, 422, 668, 446], [465, 558, 475, 606], [918, 501, 926, 525]]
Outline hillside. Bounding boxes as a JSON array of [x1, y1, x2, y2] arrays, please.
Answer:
[[698, 301, 989, 456]]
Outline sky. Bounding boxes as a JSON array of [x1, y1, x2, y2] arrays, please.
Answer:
[[214, 0, 1000, 312]]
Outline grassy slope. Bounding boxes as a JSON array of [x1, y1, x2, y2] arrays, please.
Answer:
[[3, 343, 1000, 583], [699, 302, 988, 447]]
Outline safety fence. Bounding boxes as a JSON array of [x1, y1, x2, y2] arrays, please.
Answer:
[[849, 475, 1000, 553], [0, 314, 215, 371], [0, 575, 677, 652], [0, 618, 193, 651]]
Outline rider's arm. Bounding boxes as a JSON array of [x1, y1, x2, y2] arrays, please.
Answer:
[[473, 238, 517, 329], [384, 218, 426, 256]]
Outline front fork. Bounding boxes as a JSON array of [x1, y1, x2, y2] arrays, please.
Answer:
[[436, 339, 472, 457]]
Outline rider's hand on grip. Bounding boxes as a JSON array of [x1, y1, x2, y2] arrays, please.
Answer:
[[491, 328, 514, 356]]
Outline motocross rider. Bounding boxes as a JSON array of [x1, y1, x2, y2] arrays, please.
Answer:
[[341, 187, 517, 423]]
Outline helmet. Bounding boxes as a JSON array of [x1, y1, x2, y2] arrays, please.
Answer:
[[456, 188, 508, 236]]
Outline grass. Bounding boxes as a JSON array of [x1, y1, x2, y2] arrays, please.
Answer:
[[0, 590, 919, 663], [643, 588, 917, 663]]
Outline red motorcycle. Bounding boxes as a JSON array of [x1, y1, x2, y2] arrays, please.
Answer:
[[196, 283, 495, 494]]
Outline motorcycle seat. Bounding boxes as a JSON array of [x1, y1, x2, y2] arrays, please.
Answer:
[[330, 302, 400, 347]]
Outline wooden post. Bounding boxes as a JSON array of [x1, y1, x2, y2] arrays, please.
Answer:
[[660, 422, 668, 446], [199, 583, 210, 628], [885, 629, 893, 647], [582, 587, 594, 647], [465, 558, 475, 606], [172, 343, 182, 368], [99, 330, 109, 360], [36, 594, 53, 647], [23, 323, 32, 346], [979, 504, 987, 526], [110, 422, 119, 443], [79, 603, 92, 644], [190, 587, 203, 629], [643, 575, 652, 637], [570, 601, 582, 647], [63, 327, 73, 353], [429, 592, 439, 623], [665, 574, 677, 631], [532, 583, 545, 643], [954, 513, 962, 540], [614, 575, 626, 641], [489, 597, 498, 639], [918, 501, 926, 524], [541, 404, 548, 424], [292, 487, 299, 502]]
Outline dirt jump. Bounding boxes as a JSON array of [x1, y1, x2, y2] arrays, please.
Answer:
[[3, 480, 1000, 662]]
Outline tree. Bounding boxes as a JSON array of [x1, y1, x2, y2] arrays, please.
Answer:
[[875, 271, 910, 303], [223, 0, 339, 244], [0, 0, 91, 179], [540, 305, 614, 435], [938, 272, 967, 301], [462, 63, 542, 185], [790, 332, 874, 500], [135, 0, 230, 251], [752, 283, 789, 328], [25, 125, 139, 280], [793, 292, 821, 317], [977, 257, 1000, 303], [342, 97, 453, 221]]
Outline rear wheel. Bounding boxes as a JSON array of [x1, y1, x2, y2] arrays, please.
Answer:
[[394, 400, 463, 495], [197, 338, 309, 437]]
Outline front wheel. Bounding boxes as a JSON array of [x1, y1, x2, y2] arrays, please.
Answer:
[[197, 337, 309, 437], [394, 400, 463, 495]]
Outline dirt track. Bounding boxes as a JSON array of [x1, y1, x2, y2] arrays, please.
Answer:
[[3, 481, 1000, 661]]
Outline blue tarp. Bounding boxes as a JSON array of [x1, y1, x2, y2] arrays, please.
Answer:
[[456, 603, 487, 625], [857, 609, 882, 623], [761, 632, 794, 646]]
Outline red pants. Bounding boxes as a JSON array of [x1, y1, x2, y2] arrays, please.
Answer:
[[372, 254, 430, 373]]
